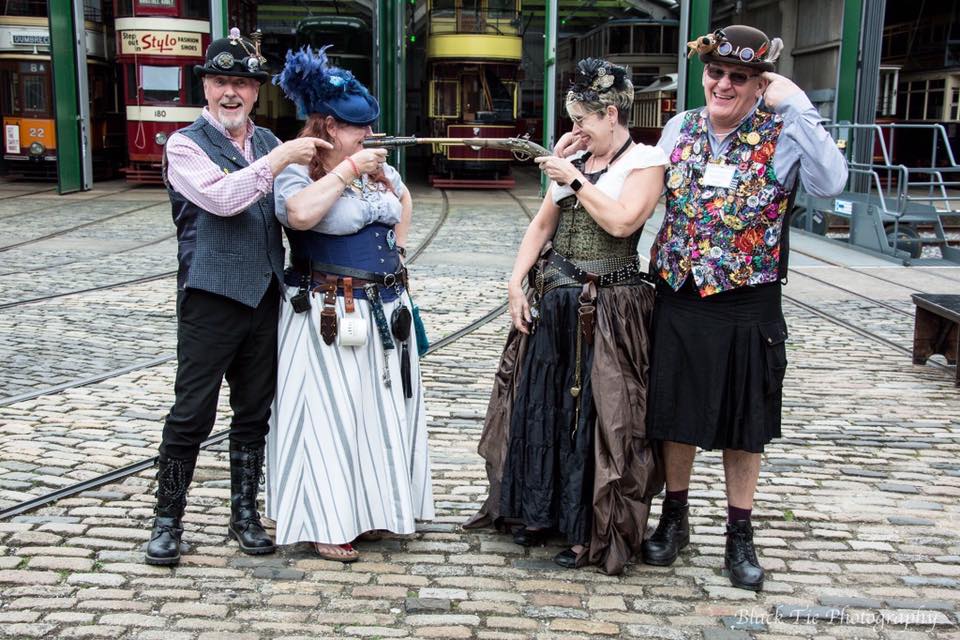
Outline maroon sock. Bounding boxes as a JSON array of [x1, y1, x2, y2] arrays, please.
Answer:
[[665, 489, 688, 505], [728, 504, 752, 524]]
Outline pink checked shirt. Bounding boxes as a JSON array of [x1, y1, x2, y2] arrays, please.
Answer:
[[165, 108, 276, 216]]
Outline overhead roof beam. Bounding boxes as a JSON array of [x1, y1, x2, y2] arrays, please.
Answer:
[[623, 0, 675, 21]]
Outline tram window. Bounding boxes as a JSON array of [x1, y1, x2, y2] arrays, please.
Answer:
[[907, 91, 923, 120], [1, 72, 15, 114], [183, 0, 211, 19], [928, 89, 945, 120], [185, 67, 204, 106], [633, 26, 662, 54], [609, 26, 631, 54], [141, 66, 181, 103], [431, 81, 459, 118], [662, 26, 678, 54], [83, 0, 103, 21], [487, 0, 514, 18], [22, 76, 47, 114], [3, 0, 46, 16], [951, 88, 959, 121], [115, 0, 133, 16]]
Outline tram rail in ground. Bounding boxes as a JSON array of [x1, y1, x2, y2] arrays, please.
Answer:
[[6, 189, 952, 520], [0, 188, 538, 520], [0, 200, 163, 253]]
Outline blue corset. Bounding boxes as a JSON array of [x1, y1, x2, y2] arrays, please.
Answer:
[[285, 223, 404, 301]]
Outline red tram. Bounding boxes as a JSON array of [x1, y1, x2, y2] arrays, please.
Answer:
[[114, 0, 210, 183], [0, 5, 124, 178]]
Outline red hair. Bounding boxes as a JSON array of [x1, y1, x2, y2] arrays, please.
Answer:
[[299, 114, 395, 195]]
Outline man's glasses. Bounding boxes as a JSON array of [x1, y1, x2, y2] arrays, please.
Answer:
[[705, 65, 758, 87]]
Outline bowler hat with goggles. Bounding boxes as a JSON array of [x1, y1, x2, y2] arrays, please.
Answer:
[[194, 27, 270, 84]]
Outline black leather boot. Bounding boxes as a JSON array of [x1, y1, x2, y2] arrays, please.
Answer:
[[725, 520, 764, 591], [641, 498, 689, 566], [144, 455, 196, 565], [227, 444, 275, 555]]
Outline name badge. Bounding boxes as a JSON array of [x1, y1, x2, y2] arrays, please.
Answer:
[[702, 163, 737, 188], [338, 316, 368, 347]]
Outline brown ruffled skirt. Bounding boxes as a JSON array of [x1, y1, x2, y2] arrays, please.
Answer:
[[464, 283, 664, 575]]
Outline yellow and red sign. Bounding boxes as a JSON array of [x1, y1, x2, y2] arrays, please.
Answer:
[[120, 30, 202, 57]]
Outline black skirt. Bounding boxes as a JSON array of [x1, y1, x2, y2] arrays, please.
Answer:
[[646, 277, 788, 453], [498, 287, 596, 545]]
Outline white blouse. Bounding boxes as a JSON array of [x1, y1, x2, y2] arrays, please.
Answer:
[[551, 142, 667, 204]]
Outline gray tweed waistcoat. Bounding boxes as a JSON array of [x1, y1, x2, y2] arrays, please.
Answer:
[[165, 117, 284, 308]]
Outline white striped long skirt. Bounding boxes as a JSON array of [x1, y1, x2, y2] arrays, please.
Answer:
[[265, 285, 435, 545]]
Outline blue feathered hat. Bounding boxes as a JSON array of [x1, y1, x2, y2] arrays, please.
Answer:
[[274, 46, 380, 126]]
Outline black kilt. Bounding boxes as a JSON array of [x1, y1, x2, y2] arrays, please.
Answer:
[[646, 277, 787, 453]]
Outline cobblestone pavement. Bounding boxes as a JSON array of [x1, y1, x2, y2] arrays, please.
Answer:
[[1, 176, 959, 639]]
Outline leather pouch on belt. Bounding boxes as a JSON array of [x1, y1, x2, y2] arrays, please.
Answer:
[[578, 281, 597, 346], [320, 274, 338, 345]]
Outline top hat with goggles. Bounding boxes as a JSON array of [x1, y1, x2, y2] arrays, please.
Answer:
[[687, 25, 783, 72], [194, 27, 270, 83]]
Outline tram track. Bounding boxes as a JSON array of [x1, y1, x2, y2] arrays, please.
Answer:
[[0, 185, 58, 205], [0, 232, 177, 278], [0, 186, 539, 520], [0, 185, 141, 222], [0, 270, 177, 311], [791, 245, 960, 287], [0, 200, 165, 253], [782, 292, 953, 375]]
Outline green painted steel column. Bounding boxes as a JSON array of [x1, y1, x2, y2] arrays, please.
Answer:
[[212, 0, 227, 39], [377, 0, 404, 173], [682, 0, 711, 111], [835, 0, 863, 124], [47, 0, 83, 194], [542, 0, 558, 194]]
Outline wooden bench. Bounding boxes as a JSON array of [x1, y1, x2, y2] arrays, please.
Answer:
[[911, 294, 960, 386]]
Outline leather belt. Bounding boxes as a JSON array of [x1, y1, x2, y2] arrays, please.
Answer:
[[546, 250, 654, 288], [292, 260, 407, 289], [310, 269, 406, 290]]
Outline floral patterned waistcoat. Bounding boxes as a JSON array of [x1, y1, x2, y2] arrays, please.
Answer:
[[655, 108, 791, 297]]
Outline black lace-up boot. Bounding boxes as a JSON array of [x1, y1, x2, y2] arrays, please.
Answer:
[[227, 444, 275, 555], [144, 455, 196, 565], [640, 498, 689, 566], [725, 520, 765, 591]]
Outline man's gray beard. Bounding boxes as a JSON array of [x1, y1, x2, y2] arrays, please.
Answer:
[[217, 110, 247, 133]]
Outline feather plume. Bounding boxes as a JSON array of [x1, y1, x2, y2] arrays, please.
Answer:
[[766, 37, 784, 63], [273, 46, 367, 115]]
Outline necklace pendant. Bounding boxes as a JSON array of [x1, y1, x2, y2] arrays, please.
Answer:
[[570, 385, 581, 398]]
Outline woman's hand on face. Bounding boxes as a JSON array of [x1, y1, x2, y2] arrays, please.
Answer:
[[349, 148, 389, 176], [553, 132, 586, 158], [534, 156, 580, 185], [507, 282, 532, 335]]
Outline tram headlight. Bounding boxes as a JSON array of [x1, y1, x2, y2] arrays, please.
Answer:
[[154, 132, 168, 146], [28, 141, 45, 157]]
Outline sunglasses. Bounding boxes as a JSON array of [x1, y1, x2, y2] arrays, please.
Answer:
[[705, 65, 759, 87]]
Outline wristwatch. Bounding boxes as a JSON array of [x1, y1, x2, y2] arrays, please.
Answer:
[[570, 178, 583, 192]]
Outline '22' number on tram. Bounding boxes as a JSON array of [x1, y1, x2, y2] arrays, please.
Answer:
[[28, 128, 44, 138]]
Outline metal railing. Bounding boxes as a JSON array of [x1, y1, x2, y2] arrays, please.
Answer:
[[825, 122, 960, 213], [428, 8, 521, 36]]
